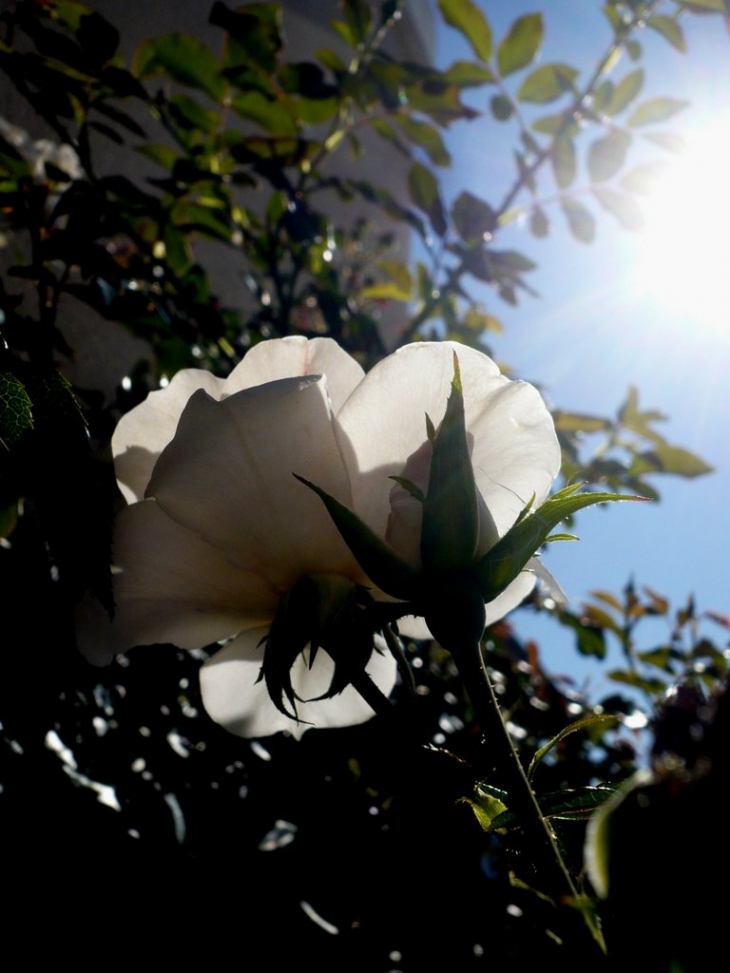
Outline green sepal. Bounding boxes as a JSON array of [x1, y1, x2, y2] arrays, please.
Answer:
[[293, 474, 419, 600], [421, 353, 480, 573], [389, 475, 425, 503], [476, 484, 647, 602]]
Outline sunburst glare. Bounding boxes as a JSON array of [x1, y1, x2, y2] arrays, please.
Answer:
[[630, 118, 730, 338]]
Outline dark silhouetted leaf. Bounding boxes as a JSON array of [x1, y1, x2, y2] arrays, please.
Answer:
[[451, 191, 496, 243], [135, 34, 225, 101], [490, 94, 513, 120], [408, 162, 447, 236]]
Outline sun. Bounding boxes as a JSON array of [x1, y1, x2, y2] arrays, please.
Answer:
[[630, 117, 730, 338]]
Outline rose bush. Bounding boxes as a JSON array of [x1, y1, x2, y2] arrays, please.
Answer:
[[80, 336, 560, 738]]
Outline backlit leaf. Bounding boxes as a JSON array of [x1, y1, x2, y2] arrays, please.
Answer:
[[497, 14, 543, 77], [438, 0, 493, 63]]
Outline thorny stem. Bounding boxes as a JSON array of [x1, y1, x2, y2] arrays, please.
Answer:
[[396, 0, 664, 349], [454, 636, 607, 955], [495, 0, 663, 220]]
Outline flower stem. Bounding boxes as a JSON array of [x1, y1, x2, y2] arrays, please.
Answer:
[[454, 636, 606, 954]]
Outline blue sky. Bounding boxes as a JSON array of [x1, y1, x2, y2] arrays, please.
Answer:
[[431, 2, 730, 692]]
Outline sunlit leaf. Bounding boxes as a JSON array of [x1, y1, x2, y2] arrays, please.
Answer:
[[620, 160, 669, 195], [395, 116, 451, 166], [517, 63, 578, 104], [476, 485, 646, 603], [442, 60, 495, 87], [587, 129, 631, 182], [561, 198, 596, 243], [0, 372, 34, 448], [675, 0, 725, 11], [630, 444, 714, 478], [592, 186, 643, 230], [528, 715, 618, 780], [497, 14, 543, 77], [628, 97, 689, 127], [551, 133, 576, 189], [604, 68, 643, 116], [552, 410, 611, 433], [646, 14, 687, 51], [529, 205, 548, 238], [608, 670, 667, 695], [438, 0, 493, 63]]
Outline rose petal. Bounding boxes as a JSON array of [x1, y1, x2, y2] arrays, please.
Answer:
[[335, 342, 559, 547], [200, 630, 397, 739], [113, 369, 224, 503], [222, 336, 365, 412], [147, 376, 363, 590], [88, 499, 280, 656]]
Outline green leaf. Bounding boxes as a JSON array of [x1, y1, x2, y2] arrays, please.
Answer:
[[497, 14, 543, 77], [608, 670, 667, 695], [631, 444, 714, 478], [628, 97, 689, 128], [620, 160, 669, 195], [136, 143, 179, 171], [490, 94, 513, 121], [442, 61, 495, 87], [451, 190, 497, 243], [532, 111, 569, 136], [528, 715, 618, 780], [230, 91, 297, 136], [361, 260, 412, 301], [625, 39, 642, 61], [437, 0, 493, 63], [476, 484, 647, 603], [551, 133, 576, 189], [592, 186, 643, 229], [343, 0, 372, 44], [210, 2, 282, 73], [461, 783, 509, 833], [0, 372, 34, 448], [517, 63, 578, 104], [646, 14, 687, 52], [529, 205, 549, 238], [587, 129, 631, 183], [134, 34, 225, 101], [553, 411, 612, 433], [644, 131, 685, 153], [561, 198, 596, 243], [604, 68, 643, 116], [558, 608, 607, 659], [408, 162, 447, 236], [540, 785, 620, 821], [395, 116, 451, 166], [675, 0, 725, 11]]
